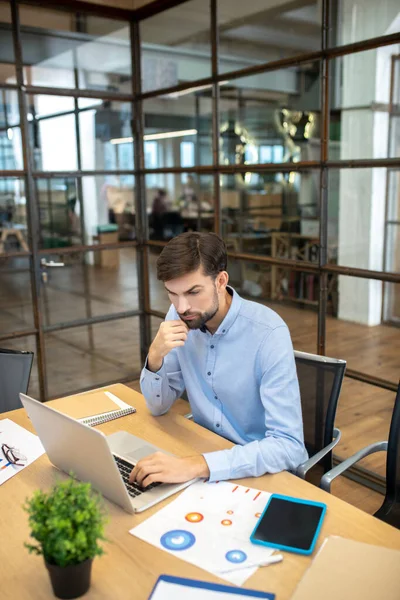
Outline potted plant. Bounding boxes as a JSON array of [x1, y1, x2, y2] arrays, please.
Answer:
[[24, 477, 108, 599]]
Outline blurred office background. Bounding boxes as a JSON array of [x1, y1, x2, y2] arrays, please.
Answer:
[[0, 0, 399, 495]]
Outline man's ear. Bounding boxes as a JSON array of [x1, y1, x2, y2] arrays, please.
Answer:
[[216, 271, 229, 292]]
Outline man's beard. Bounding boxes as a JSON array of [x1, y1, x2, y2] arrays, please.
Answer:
[[179, 289, 219, 330]]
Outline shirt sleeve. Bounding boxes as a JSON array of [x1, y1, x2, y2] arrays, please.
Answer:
[[202, 325, 308, 482], [140, 306, 186, 416]]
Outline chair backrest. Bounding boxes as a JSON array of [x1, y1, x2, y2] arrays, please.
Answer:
[[384, 381, 400, 515], [0, 348, 34, 413], [295, 350, 346, 472]]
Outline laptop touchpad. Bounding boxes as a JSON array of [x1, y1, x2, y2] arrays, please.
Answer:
[[125, 446, 155, 462]]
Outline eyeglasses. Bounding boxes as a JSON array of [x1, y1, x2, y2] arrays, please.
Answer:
[[1, 443, 27, 466]]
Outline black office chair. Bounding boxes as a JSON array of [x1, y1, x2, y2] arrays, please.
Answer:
[[321, 381, 400, 529], [0, 348, 34, 413], [294, 350, 347, 480]]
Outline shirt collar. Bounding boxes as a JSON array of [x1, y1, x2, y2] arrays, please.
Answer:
[[209, 286, 242, 336]]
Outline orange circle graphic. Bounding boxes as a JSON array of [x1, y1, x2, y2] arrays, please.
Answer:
[[185, 512, 204, 523], [226, 510, 234, 515], [255, 512, 261, 518], [221, 519, 232, 526]]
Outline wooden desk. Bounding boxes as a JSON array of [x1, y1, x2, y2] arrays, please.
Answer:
[[1, 383, 400, 600]]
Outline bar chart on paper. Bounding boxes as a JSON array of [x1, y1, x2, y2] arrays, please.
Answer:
[[130, 481, 275, 586]]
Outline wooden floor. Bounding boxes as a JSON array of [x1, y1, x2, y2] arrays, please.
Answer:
[[1, 248, 399, 510]]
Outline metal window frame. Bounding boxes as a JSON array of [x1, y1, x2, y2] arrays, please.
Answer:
[[0, 0, 398, 407]]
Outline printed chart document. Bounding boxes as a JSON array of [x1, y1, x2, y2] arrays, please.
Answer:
[[130, 480, 275, 586], [0, 419, 44, 485], [147, 575, 275, 600]]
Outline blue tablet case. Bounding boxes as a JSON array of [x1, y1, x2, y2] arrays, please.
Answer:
[[250, 493, 327, 556], [148, 575, 275, 599]]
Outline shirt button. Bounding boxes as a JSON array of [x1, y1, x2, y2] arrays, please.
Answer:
[[207, 371, 211, 376], [214, 396, 218, 400], [155, 377, 160, 381], [210, 345, 214, 349], [156, 394, 160, 397], [216, 423, 220, 428], [222, 329, 225, 333]]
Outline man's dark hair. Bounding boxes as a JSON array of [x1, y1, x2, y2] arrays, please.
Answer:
[[156, 232, 227, 282]]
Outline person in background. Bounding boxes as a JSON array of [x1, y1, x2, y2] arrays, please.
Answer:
[[130, 231, 307, 488], [151, 188, 168, 240]]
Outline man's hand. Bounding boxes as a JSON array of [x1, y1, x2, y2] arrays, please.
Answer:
[[129, 452, 210, 487], [147, 320, 189, 372]]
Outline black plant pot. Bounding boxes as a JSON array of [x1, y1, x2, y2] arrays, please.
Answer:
[[44, 557, 93, 599]]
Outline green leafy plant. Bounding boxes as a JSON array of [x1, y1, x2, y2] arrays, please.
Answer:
[[24, 477, 108, 568]]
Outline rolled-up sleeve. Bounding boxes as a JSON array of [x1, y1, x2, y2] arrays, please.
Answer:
[[202, 326, 307, 481]]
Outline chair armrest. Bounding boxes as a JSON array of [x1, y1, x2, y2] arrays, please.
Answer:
[[296, 428, 341, 479], [320, 440, 388, 492], [184, 412, 193, 420]]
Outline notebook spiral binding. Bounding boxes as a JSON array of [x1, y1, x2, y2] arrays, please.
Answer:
[[81, 407, 136, 427]]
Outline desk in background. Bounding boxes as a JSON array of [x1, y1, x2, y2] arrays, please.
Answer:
[[1, 384, 400, 600]]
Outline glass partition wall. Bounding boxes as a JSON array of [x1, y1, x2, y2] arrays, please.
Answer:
[[0, 0, 399, 492]]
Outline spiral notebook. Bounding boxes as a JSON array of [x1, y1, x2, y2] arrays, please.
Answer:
[[50, 390, 136, 426]]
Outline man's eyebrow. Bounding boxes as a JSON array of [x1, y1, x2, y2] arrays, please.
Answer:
[[164, 284, 203, 294]]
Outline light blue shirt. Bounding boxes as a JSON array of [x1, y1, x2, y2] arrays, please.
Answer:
[[140, 287, 307, 482]]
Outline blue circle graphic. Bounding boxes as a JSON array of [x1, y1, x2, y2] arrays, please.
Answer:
[[160, 530, 196, 551], [225, 550, 247, 564]]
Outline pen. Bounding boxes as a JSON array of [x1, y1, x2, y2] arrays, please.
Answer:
[[219, 553, 284, 573]]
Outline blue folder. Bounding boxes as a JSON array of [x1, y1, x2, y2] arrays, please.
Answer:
[[148, 574, 275, 599]]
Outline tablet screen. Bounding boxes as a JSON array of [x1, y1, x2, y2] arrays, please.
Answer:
[[252, 496, 325, 551]]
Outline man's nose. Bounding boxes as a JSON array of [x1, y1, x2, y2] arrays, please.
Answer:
[[177, 296, 190, 314]]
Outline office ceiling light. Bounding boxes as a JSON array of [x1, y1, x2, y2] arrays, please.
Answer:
[[166, 80, 230, 99], [110, 129, 197, 145]]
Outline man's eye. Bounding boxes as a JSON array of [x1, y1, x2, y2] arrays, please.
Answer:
[[189, 291, 199, 295]]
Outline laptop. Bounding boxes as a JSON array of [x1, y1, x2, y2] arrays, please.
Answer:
[[20, 393, 197, 514]]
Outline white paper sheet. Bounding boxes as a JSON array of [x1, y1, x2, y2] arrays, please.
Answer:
[[130, 480, 275, 586], [0, 419, 45, 485]]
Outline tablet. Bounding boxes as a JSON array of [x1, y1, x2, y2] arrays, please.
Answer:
[[250, 493, 326, 555]]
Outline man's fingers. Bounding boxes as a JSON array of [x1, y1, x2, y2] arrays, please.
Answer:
[[135, 465, 162, 486], [141, 472, 163, 487], [167, 320, 189, 330]]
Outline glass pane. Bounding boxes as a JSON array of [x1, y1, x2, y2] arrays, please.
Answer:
[[328, 167, 398, 272], [219, 63, 321, 166], [330, 0, 400, 47], [0, 256, 34, 334], [0, 178, 28, 254], [140, 0, 210, 93], [151, 315, 163, 339], [0, 90, 23, 170], [221, 170, 322, 260], [2, 335, 39, 399], [0, 2, 15, 84], [36, 176, 135, 248], [79, 98, 133, 172], [40, 248, 138, 327], [329, 47, 400, 160], [335, 377, 394, 479], [146, 173, 214, 240], [149, 247, 170, 315], [19, 5, 131, 93], [326, 274, 400, 382], [45, 316, 141, 398], [218, 0, 321, 74], [144, 90, 213, 167], [26, 94, 76, 171]]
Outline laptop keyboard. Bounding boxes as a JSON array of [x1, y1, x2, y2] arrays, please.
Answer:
[[113, 454, 162, 497]]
